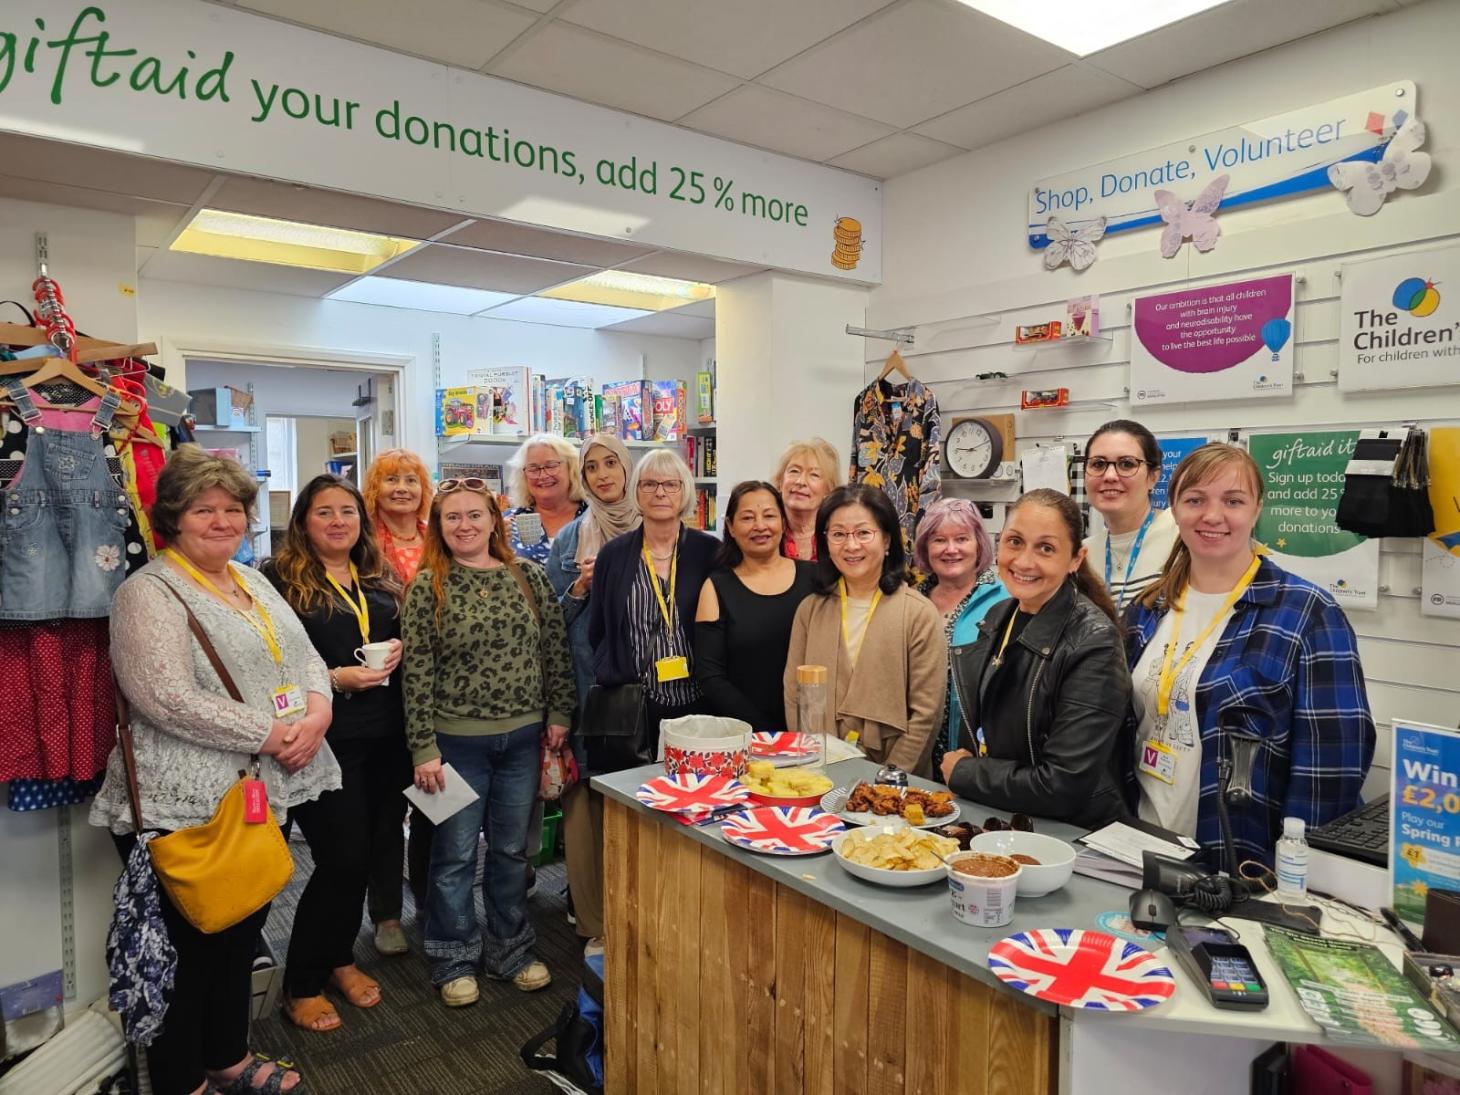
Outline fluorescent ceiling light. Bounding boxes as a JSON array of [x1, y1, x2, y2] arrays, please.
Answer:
[[481, 297, 653, 329], [541, 270, 715, 312], [957, 0, 1232, 56], [171, 209, 421, 275], [326, 276, 517, 315]]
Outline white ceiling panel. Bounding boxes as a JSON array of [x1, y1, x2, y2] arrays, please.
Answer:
[[677, 85, 894, 163], [208, 178, 468, 241], [829, 132, 966, 178], [0, 133, 215, 204], [327, 277, 519, 315], [440, 219, 652, 266], [481, 297, 652, 328], [561, 0, 896, 79], [914, 64, 1142, 151], [671, 299, 716, 318], [238, 0, 537, 70], [139, 250, 355, 297], [0, 175, 181, 218], [620, 252, 761, 284], [759, 1, 1072, 128], [1085, 0, 1389, 88], [379, 244, 590, 293], [489, 23, 740, 123], [603, 310, 716, 338]]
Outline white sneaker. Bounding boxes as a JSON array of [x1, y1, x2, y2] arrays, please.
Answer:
[[440, 976, 479, 1007], [512, 960, 551, 992]]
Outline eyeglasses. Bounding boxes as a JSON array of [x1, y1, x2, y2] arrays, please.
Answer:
[[826, 528, 879, 546], [1085, 456, 1153, 478], [637, 479, 683, 495], [438, 477, 490, 493], [524, 460, 564, 478]]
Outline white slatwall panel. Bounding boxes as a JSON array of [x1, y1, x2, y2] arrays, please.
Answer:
[[865, 191, 1460, 800]]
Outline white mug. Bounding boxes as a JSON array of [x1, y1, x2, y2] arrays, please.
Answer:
[[355, 641, 393, 670]]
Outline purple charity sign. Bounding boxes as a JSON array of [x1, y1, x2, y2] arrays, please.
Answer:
[[1133, 275, 1293, 374]]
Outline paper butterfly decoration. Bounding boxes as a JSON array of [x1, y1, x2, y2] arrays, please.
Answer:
[[1155, 175, 1229, 259], [1329, 114, 1431, 216], [1043, 215, 1106, 272]]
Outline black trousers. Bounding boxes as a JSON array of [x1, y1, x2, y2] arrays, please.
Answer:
[[113, 833, 270, 1095], [285, 736, 408, 997], [405, 806, 434, 912]]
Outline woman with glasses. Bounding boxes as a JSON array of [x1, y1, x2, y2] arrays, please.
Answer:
[[1083, 420, 1179, 612], [504, 434, 587, 564], [587, 449, 718, 766], [783, 485, 946, 776], [401, 477, 575, 1005]]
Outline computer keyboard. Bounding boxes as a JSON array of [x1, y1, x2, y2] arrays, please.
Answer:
[[1307, 794, 1389, 867]]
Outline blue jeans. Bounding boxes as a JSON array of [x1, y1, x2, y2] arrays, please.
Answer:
[[425, 723, 541, 985]]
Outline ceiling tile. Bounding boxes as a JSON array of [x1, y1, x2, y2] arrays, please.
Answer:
[[327, 277, 519, 315], [139, 250, 355, 297], [677, 85, 894, 162], [503, 0, 559, 11], [829, 132, 966, 178], [378, 244, 590, 293], [759, 0, 1072, 128], [238, 0, 537, 69], [602, 310, 716, 338], [489, 23, 740, 122], [620, 252, 760, 284], [561, 0, 895, 79], [480, 297, 652, 328], [439, 219, 652, 266], [914, 64, 1141, 150], [0, 174, 180, 218], [0, 133, 215, 204], [1084, 0, 1388, 88], [208, 178, 467, 241], [670, 299, 716, 318]]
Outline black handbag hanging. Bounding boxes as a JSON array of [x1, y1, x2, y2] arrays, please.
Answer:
[[1336, 428, 1404, 538], [580, 682, 650, 773]]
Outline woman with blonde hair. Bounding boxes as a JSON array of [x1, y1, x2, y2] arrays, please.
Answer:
[[401, 477, 575, 1004], [360, 447, 434, 951], [505, 433, 586, 564], [773, 437, 842, 561], [1122, 443, 1375, 867]]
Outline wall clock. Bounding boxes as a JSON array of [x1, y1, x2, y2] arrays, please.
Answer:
[[946, 417, 1005, 479]]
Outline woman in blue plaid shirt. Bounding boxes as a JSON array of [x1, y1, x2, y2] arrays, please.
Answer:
[[1123, 443, 1375, 868]]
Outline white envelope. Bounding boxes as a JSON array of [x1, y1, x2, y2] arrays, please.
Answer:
[[402, 762, 480, 824]]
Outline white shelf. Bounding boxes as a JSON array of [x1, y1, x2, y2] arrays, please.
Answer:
[[329, 452, 358, 460], [195, 423, 260, 433], [694, 478, 717, 487], [1012, 333, 1114, 352]]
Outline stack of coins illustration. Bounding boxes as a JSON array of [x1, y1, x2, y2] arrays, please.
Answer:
[[832, 217, 863, 270]]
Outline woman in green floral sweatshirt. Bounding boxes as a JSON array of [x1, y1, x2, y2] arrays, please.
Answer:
[[401, 478, 575, 1006]]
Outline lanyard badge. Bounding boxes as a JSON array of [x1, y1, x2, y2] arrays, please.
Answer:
[[1106, 509, 1156, 610]]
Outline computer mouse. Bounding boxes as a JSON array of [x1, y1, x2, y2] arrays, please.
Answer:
[[1129, 888, 1177, 933]]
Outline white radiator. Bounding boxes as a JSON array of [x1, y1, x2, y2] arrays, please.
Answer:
[[0, 1008, 127, 1095]]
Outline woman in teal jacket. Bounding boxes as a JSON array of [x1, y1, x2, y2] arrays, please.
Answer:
[[914, 498, 1008, 774]]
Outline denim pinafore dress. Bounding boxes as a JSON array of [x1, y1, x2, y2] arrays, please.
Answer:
[[0, 379, 132, 620]]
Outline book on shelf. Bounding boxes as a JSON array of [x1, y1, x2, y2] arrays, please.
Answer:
[[696, 370, 715, 424], [435, 386, 493, 437], [466, 367, 532, 436]]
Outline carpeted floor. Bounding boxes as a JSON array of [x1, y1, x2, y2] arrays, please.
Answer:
[[251, 834, 583, 1095]]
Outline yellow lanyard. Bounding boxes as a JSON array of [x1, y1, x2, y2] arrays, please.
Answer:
[[164, 548, 284, 666], [989, 609, 1019, 670], [325, 562, 371, 646], [1156, 554, 1262, 717], [838, 579, 883, 662], [641, 541, 678, 633]]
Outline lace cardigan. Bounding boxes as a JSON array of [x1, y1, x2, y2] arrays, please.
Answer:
[[89, 558, 340, 834]]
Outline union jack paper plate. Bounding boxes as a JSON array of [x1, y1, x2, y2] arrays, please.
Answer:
[[987, 929, 1176, 1011], [720, 806, 846, 856], [750, 731, 819, 758], [634, 773, 749, 815]]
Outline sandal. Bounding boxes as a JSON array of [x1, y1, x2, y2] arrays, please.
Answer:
[[212, 1052, 304, 1094], [282, 994, 341, 1032], [329, 966, 381, 1008]]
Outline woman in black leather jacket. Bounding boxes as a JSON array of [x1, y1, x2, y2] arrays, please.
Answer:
[[940, 489, 1130, 827]]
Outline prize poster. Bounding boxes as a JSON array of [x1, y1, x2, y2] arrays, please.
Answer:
[[1339, 246, 1460, 393], [1392, 720, 1460, 927], [1423, 426, 1460, 619], [1152, 436, 1210, 509], [1250, 431, 1378, 610], [1130, 274, 1295, 406]]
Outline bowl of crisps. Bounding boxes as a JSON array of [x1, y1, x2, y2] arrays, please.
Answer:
[[831, 823, 960, 887], [742, 760, 834, 806]]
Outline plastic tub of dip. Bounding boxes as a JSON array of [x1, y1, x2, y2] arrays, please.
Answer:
[[946, 851, 1022, 928]]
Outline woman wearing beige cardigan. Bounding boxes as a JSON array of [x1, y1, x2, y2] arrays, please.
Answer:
[[783, 485, 947, 777]]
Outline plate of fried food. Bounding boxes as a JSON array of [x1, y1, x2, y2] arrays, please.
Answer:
[[821, 782, 960, 828], [832, 824, 960, 887], [741, 760, 835, 806]]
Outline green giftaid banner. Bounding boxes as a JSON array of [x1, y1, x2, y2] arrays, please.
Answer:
[[1250, 430, 1378, 610]]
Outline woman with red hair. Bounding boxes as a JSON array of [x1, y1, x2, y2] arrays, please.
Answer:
[[360, 449, 434, 956]]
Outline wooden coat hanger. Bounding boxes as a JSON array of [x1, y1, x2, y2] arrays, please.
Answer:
[[877, 348, 913, 383], [0, 355, 143, 424]]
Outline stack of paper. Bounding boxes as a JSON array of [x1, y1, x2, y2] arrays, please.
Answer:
[[1072, 820, 1200, 888]]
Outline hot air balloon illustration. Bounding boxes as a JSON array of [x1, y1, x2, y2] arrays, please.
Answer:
[[1260, 316, 1291, 362]]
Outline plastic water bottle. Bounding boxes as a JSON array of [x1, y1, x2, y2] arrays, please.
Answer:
[[1275, 817, 1309, 898]]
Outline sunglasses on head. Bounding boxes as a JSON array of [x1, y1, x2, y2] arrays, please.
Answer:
[[437, 477, 490, 493]]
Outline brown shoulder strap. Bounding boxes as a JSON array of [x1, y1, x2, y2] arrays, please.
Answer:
[[506, 562, 541, 627], [114, 686, 145, 834], [153, 575, 245, 702]]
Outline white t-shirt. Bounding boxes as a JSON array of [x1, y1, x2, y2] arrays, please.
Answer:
[[1131, 589, 1236, 836], [1085, 508, 1180, 611], [843, 595, 874, 667]]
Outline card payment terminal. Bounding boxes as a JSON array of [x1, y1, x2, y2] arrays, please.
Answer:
[[1167, 926, 1270, 1011]]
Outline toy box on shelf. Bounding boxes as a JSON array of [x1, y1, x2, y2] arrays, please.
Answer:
[[603, 380, 652, 440], [651, 380, 689, 441], [434, 387, 492, 437]]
